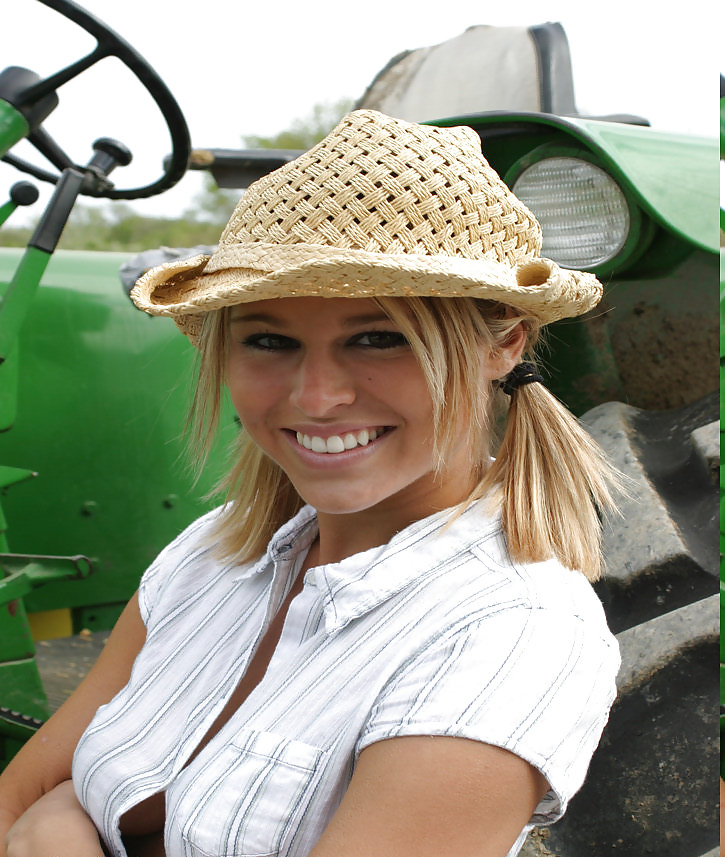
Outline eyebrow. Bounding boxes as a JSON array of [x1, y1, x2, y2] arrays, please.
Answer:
[[229, 313, 284, 326], [228, 311, 393, 327]]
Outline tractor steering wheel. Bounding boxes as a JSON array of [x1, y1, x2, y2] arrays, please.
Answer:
[[2, 0, 191, 199]]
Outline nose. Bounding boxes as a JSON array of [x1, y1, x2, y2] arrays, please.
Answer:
[[290, 349, 356, 415]]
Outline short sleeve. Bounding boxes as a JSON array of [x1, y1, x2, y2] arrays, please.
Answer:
[[137, 506, 224, 626], [356, 602, 619, 823]]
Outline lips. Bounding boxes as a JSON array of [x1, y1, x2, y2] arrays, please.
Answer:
[[295, 427, 386, 454]]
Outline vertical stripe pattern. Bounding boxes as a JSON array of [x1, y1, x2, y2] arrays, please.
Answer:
[[73, 500, 619, 857]]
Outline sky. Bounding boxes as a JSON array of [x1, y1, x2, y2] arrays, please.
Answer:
[[2, 0, 720, 225]]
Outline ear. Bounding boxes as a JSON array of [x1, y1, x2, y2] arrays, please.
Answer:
[[481, 322, 527, 382]]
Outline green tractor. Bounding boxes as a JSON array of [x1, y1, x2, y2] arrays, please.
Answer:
[[0, 4, 719, 855]]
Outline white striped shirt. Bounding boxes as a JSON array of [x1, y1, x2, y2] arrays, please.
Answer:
[[73, 499, 619, 857]]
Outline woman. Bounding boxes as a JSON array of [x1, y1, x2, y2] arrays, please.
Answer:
[[1, 110, 620, 857]]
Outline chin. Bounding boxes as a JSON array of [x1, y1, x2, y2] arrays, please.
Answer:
[[296, 488, 393, 517], [304, 498, 381, 516]]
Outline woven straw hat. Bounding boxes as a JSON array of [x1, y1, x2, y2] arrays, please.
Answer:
[[131, 109, 602, 345]]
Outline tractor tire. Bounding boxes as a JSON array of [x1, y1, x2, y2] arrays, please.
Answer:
[[521, 391, 720, 857]]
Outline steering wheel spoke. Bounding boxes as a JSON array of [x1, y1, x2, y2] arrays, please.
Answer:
[[14, 44, 110, 106], [27, 127, 75, 172]]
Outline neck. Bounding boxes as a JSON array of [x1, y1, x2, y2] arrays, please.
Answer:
[[313, 511, 408, 566], [312, 475, 475, 566]]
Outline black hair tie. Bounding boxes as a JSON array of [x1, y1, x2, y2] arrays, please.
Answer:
[[500, 362, 544, 396]]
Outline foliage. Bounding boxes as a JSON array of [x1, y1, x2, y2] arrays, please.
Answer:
[[0, 202, 225, 251], [193, 174, 238, 223], [0, 224, 32, 248], [242, 98, 355, 150]]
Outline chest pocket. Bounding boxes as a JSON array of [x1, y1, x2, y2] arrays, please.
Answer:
[[168, 727, 325, 857]]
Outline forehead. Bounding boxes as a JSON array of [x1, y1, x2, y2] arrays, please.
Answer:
[[228, 296, 391, 326]]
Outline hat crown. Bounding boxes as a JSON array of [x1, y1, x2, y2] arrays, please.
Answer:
[[131, 109, 603, 346], [219, 110, 542, 266]]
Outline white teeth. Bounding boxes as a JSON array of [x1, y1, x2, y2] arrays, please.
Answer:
[[310, 436, 327, 453], [297, 432, 314, 450], [296, 428, 384, 454], [326, 435, 345, 453]]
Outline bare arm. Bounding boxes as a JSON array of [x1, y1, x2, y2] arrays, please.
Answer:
[[309, 736, 548, 857], [0, 593, 147, 854], [5, 781, 105, 857]]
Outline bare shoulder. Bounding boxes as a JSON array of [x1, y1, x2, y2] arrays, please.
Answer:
[[309, 735, 548, 857]]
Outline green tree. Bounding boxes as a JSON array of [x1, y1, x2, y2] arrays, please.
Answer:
[[0, 199, 226, 250], [57, 204, 224, 251], [242, 98, 354, 149], [0, 224, 32, 247], [189, 174, 238, 225]]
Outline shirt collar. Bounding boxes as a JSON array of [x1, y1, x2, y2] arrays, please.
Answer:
[[233, 505, 318, 580], [268, 499, 500, 633]]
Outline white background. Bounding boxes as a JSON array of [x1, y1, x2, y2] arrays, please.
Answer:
[[2, 0, 721, 223]]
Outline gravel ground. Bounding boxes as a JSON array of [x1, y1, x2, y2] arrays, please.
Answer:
[[518, 829, 561, 857]]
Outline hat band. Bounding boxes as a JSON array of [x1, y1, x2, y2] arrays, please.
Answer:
[[204, 241, 531, 281]]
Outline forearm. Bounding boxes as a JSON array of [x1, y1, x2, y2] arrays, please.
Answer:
[[0, 748, 50, 857], [4, 779, 104, 857], [0, 807, 18, 857], [0, 721, 72, 849]]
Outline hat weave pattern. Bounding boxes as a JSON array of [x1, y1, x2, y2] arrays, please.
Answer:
[[131, 110, 602, 344], [214, 110, 541, 265]]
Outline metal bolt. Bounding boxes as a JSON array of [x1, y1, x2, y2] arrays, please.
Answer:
[[81, 501, 97, 517]]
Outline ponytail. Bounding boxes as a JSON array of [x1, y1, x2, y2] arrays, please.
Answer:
[[484, 379, 618, 581]]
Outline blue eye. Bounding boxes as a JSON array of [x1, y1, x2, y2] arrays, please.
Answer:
[[353, 331, 409, 349], [243, 333, 299, 351]]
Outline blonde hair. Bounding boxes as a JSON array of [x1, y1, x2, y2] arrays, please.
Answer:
[[189, 297, 617, 580]]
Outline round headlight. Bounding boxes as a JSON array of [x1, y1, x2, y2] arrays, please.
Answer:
[[512, 156, 630, 269]]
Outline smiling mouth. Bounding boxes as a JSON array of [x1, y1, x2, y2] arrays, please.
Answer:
[[295, 427, 389, 454]]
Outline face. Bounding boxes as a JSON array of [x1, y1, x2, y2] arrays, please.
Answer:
[[225, 297, 477, 532]]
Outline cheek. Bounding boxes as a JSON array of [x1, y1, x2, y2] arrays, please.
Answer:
[[226, 367, 284, 425], [376, 370, 436, 435]]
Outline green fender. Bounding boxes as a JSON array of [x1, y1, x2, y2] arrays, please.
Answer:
[[435, 112, 718, 255]]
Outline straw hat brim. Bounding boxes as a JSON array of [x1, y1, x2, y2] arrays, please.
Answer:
[[131, 244, 602, 346]]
